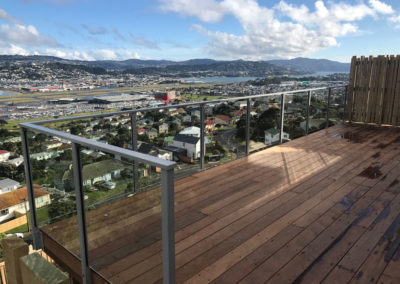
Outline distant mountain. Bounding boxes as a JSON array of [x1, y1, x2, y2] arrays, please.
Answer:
[[268, 57, 350, 73]]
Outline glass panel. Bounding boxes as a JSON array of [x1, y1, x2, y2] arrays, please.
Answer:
[[284, 92, 307, 140], [249, 94, 281, 152], [328, 87, 346, 125], [309, 89, 329, 133], [204, 100, 246, 169], [27, 130, 80, 256], [81, 149, 163, 282]]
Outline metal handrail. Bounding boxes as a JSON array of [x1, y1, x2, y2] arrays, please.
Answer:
[[20, 122, 176, 170]]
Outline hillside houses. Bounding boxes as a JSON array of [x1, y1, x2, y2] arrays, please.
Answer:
[[0, 185, 50, 222], [61, 160, 125, 191]]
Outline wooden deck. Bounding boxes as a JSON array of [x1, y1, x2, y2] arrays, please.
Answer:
[[42, 124, 400, 284]]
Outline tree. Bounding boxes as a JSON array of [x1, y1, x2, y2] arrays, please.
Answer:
[[0, 119, 7, 126], [48, 200, 76, 222]]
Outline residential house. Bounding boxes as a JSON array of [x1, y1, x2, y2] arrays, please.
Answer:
[[6, 157, 24, 167], [205, 120, 216, 131], [0, 178, 21, 195], [41, 140, 63, 151], [182, 115, 191, 123], [179, 126, 200, 138], [30, 151, 58, 161], [0, 150, 10, 162], [230, 110, 246, 122], [234, 101, 247, 108], [264, 128, 290, 145], [190, 110, 201, 119], [146, 128, 158, 140], [158, 123, 169, 135], [0, 185, 50, 222], [138, 142, 173, 161], [61, 160, 125, 190], [171, 134, 202, 159], [215, 115, 233, 126], [137, 128, 146, 135]]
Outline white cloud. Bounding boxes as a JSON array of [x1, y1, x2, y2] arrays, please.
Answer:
[[389, 14, 400, 29], [0, 44, 29, 56], [369, 0, 394, 14], [0, 24, 62, 47], [161, 0, 396, 59]]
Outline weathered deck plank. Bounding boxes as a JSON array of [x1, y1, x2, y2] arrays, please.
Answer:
[[41, 124, 400, 284]]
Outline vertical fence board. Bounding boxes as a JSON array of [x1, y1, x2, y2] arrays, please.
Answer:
[[393, 56, 400, 125], [347, 55, 400, 126]]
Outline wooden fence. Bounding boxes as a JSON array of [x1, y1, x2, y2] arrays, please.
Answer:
[[0, 216, 27, 234], [346, 55, 400, 125]]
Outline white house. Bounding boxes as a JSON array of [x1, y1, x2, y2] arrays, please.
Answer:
[[6, 157, 24, 167], [264, 129, 290, 145], [0, 178, 21, 195], [0, 186, 51, 222], [179, 126, 201, 138], [0, 150, 10, 162], [30, 151, 58, 161], [182, 115, 191, 123], [61, 160, 125, 190], [158, 123, 169, 134], [171, 134, 202, 159]]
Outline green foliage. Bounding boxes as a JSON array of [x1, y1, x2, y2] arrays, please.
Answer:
[[48, 200, 76, 222], [0, 163, 25, 182]]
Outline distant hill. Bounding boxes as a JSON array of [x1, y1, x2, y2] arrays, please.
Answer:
[[0, 55, 295, 77], [0, 55, 350, 73], [268, 57, 350, 73]]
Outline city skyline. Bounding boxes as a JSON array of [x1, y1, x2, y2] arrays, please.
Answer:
[[0, 0, 399, 62]]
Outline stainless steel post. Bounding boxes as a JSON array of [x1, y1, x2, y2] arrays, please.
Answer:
[[246, 99, 250, 155], [305, 91, 312, 135], [161, 168, 175, 284], [20, 127, 43, 249], [326, 87, 332, 129], [71, 143, 91, 284], [279, 94, 285, 144], [130, 113, 139, 191], [200, 104, 205, 170]]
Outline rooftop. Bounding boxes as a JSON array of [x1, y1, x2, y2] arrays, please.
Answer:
[[0, 186, 48, 210], [41, 124, 400, 283]]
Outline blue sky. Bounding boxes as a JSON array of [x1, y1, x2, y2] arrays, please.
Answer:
[[0, 0, 399, 62]]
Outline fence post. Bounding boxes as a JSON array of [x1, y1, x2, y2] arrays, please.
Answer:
[[200, 104, 205, 170], [343, 85, 348, 124], [20, 127, 43, 249], [326, 87, 332, 129], [246, 99, 251, 155], [130, 112, 139, 192], [71, 143, 91, 284], [279, 94, 285, 144], [161, 168, 175, 284], [305, 91, 312, 135]]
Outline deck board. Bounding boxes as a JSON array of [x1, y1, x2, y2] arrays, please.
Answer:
[[41, 124, 400, 283]]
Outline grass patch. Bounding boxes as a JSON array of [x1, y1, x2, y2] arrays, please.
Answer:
[[181, 94, 224, 102]]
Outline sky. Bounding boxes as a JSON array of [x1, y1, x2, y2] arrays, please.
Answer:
[[0, 0, 399, 62]]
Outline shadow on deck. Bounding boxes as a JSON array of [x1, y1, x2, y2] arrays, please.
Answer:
[[42, 124, 400, 284]]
